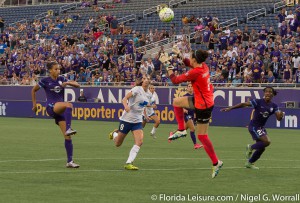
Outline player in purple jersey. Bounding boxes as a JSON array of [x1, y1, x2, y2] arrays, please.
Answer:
[[169, 84, 203, 149], [31, 61, 80, 168], [221, 87, 284, 169]]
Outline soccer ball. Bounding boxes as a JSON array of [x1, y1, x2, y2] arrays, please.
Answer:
[[159, 7, 174, 23]]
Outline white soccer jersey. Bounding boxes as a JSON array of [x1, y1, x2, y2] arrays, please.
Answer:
[[120, 86, 149, 123], [146, 92, 158, 117]]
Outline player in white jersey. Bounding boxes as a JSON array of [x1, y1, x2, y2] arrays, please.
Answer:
[[142, 85, 161, 139], [109, 75, 150, 170]]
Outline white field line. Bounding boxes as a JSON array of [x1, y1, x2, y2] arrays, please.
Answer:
[[1, 166, 300, 175], [0, 157, 300, 163]]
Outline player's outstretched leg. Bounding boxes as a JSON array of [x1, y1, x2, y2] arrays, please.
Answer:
[[65, 139, 80, 169], [64, 139, 80, 168], [245, 141, 267, 170], [124, 129, 143, 170], [198, 134, 222, 178], [169, 105, 187, 141], [58, 120, 79, 168]]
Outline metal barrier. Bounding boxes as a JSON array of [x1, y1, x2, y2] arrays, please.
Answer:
[[118, 14, 136, 25], [274, 1, 286, 13], [9, 19, 27, 28], [143, 5, 158, 18], [218, 17, 238, 29], [0, 0, 81, 7], [169, 0, 187, 7], [34, 12, 49, 20], [273, 0, 295, 13], [59, 2, 79, 14], [137, 38, 171, 52], [246, 8, 266, 23]]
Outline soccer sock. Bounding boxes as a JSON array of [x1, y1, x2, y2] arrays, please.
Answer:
[[65, 107, 72, 130], [64, 139, 73, 163], [190, 131, 196, 144], [113, 132, 118, 140], [198, 134, 219, 165], [249, 148, 265, 163], [126, 145, 140, 164], [173, 106, 185, 131], [251, 141, 265, 150], [151, 127, 157, 134]]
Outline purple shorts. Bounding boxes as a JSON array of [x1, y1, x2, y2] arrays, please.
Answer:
[[46, 106, 65, 125], [184, 113, 194, 122], [248, 125, 267, 140]]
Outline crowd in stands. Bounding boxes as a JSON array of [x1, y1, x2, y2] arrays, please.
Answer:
[[0, 4, 299, 86]]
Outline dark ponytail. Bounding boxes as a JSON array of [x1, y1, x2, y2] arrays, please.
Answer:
[[135, 77, 143, 86], [192, 49, 209, 64], [46, 61, 59, 70]]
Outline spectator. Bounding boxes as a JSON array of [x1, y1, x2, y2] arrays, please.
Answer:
[[78, 90, 87, 102], [110, 16, 118, 35], [0, 39, 7, 55], [0, 17, 4, 33], [231, 75, 242, 87]]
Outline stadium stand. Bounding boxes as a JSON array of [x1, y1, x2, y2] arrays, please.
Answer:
[[0, 0, 299, 87]]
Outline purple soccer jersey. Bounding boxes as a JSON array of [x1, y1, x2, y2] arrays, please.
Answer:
[[38, 76, 68, 106], [249, 99, 279, 127]]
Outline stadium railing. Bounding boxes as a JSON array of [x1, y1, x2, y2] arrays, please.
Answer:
[[137, 37, 176, 55], [35, 11, 50, 20], [218, 17, 238, 29], [273, 0, 294, 13], [1, 0, 80, 7], [143, 5, 159, 18], [2, 77, 299, 88], [118, 14, 136, 25], [59, 2, 81, 15], [8, 18, 27, 29], [246, 8, 267, 23], [169, 0, 188, 8]]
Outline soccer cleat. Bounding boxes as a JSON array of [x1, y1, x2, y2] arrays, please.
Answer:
[[245, 162, 259, 170], [212, 160, 223, 178], [65, 128, 77, 136], [109, 129, 118, 140], [168, 130, 187, 141], [66, 161, 80, 168], [194, 143, 203, 149], [246, 144, 253, 159], [150, 133, 157, 139], [124, 163, 139, 170]]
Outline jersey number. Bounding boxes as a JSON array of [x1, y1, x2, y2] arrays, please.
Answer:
[[256, 129, 264, 136], [120, 124, 124, 130]]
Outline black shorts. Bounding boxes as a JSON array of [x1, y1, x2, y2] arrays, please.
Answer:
[[195, 106, 214, 124]]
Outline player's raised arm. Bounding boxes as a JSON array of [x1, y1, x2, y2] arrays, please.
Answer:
[[61, 80, 80, 88], [31, 84, 40, 112], [221, 101, 252, 112]]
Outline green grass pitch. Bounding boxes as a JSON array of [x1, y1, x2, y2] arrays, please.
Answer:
[[0, 117, 299, 203]]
